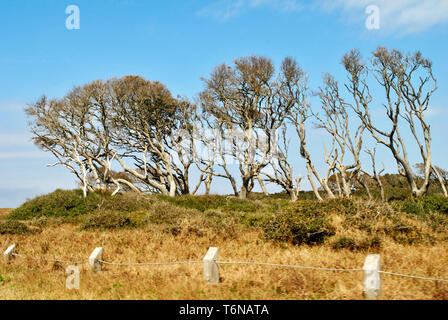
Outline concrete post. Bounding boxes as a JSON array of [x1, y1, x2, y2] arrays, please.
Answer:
[[204, 247, 219, 284], [89, 247, 103, 273], [363, 254, 381, 300]]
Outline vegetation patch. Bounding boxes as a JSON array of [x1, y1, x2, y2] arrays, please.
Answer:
[[399, 195, 448, 215], [9, 189, 102, 220], [5, 189, 448, 247], [158, 195, 259, 213], [262, 201, 336, 245], [0, 220, 34, 235], [332, 236, 382, 252], [80, 211, 137, 230]]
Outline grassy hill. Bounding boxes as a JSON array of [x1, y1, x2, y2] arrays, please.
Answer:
[[0, 190, 447, 299]]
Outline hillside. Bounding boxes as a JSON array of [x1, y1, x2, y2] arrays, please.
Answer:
[[0, 190, 448, 299]]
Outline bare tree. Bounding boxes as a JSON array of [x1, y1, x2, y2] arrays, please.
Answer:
[[200, 56, 295, 199], [314, 74, 365, 198], [108, 76, 198, 197], [364, 147, 386, 201], [414, 163, 448, 196], [196, 120, 240, 196], [28, 76, 204, 198], [26, 81, 129, 197], [284, 61, 336, 201], [343, 47, 441, 198], [261, 125, 302, 201]]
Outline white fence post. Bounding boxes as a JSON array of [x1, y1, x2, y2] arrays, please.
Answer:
[[89, 247, 103, 273], [203, 247, 219, 284], [363, 254, 381, 300], [3, 244, 16, 263]]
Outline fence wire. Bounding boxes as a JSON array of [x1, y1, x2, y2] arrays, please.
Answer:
[[379, 270, 448, 283], [216, 261, 364, 273], [11, 252, 86, 265], [8, 251, 448, 283], [99, 260, 203, 267]]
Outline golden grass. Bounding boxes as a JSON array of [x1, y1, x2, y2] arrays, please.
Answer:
[[0, 209, 12, 218], [1, 223, 447, 300]]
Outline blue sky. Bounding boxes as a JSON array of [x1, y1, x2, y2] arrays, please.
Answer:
[[1, 0, 448, 207]]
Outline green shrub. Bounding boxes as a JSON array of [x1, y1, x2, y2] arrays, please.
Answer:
[[240, 212, 269, 227], [343, 199, 402, 234], [386, 188, 411, 201], [201, 209, 242, 237], [386, 217, 431, 245], [262, 202, 335, 245], [400, 199, 424, 215], [158, 195, 226, 212], [0, 220, 34, 234], [332, 237, 356, 250], [423, 212, 448, 233], [9, 189, 102, 220], [28, 217, 65, 228], [145, 201, 198, 225], [97, 192, 155, 212], [0, 274, 11, 285], [80, 211, 136, 230], [318, 198, 357, 215], [400, 195, 448, 216], [420, 195, 448, 214], [332, 236, 381, 252], [222, 199, 259, 213], [8, 190, 159, 221], [158, 195, 258, 213]]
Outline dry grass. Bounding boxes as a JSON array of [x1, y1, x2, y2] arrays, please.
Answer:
[[1, 222, 448, 300], [0, 209, 12, 218]]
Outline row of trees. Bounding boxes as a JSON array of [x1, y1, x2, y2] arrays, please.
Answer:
[[26, 46, 447, 201]]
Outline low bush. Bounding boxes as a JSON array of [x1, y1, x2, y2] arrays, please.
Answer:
[[201, 209, 243, 237], [262, 201, 335, 246], [6, 188, 448, 247], [332, 236, 382, 252], [145, 201, 198, 225], [158, 195, 259, 213], [386, 188, 411, 201], [80, 211, 136, 230], [343, 200, 397, 234], [399, 195, 448, 216], [0, 220, 34, 235], [8, 190, 159, 221], [9, 189, 102, 220], [96, 192, 155, 212]]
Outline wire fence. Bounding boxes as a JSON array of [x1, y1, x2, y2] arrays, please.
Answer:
[[379, 271, 448, 283], [216, 261, 364, 273], [11, 252, 86, 265], [6, 246, 448, 284], [99, 260, 204, 267], [3, 244, 448, 301]]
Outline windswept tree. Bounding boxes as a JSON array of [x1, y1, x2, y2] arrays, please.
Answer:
[[108, 76, 199, 197], [28, 50, 445, 200], [284, 61, 337, 201], [343, 46, 443, 198], [26, 81, 126, 197], [414, 163, 448, 196], [27, 76, 201, 198], [314, 74, 366, 198], [195, 115, 240, 196], [261, 125, 302, 202], [200, 56, 296, 199], [364, 146, 386, 201]]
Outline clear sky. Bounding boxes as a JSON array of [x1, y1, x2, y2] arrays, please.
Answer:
[[1, 0, 447, 207]]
